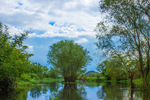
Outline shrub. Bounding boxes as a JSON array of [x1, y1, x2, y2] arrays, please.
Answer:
[[133, 78, 143, 86], [20, 74, 31, 81], [29, 73, 39, 80]]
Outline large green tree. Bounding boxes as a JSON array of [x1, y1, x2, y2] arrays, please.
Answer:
[[96, 0, 150, 87], [47, 40, 91, 82], [0, 23, 32, 91]]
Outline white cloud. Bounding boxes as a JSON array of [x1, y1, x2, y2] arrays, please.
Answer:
[[25, 44, 34, 53], [7, 25, 24, 36], [0, 0, 104, 70], [75, 38, 88, 44], [28, 23, 96, 38], [0, 0, 104, 38]]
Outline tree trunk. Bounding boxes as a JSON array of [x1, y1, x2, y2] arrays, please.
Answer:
[[137, 47, 148, 87], [129, 74, 134, 89], [146, 47, 150, 77], [130, 88, 134, 100], [64, 83, 77, 89], [64, 76, 76, 82]]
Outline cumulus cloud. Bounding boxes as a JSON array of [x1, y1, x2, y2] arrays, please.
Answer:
[[0, 0, 104, 38], [75, 38, 88, 44], [28, 23, 96, 38]]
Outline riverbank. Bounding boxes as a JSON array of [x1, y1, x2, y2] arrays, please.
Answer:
[[16, 78, 128, 87], [16, 76, 147, 89], [16, 78, 64, 86]]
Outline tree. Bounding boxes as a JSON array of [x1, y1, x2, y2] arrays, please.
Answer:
[[47, 40, 91, 82], [29, 62, 49, 79], [0, 23, 32, 91], [97, 56, 126, 81], [114, 53, 139, 88], [48, 67, 58, 79], [96, 0, 150, 87], [97, 60, 108, 77], [97, 53, 138, 88]]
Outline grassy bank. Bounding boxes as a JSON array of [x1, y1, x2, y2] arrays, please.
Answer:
[[16, 76, 146, 89], [17, 78, 64, 86]]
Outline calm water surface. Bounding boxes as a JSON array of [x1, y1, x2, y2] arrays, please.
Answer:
[[1, 82, 150, 100]]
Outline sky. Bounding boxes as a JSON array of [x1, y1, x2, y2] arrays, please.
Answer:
[[0, 0, 105, 71]]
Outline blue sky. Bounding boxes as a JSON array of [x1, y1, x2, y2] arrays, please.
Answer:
[[0, 0, 105, 71]]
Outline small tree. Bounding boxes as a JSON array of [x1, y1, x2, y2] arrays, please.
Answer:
[[47, 40, 91, 82], [97, 53, 138, 88], [48, 67, 58, 79]]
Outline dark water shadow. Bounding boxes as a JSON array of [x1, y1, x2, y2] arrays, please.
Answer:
[[57, 83, 87, 100], [0, 87, 28, 100]]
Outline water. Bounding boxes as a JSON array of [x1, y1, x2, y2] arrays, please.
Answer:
[[1, 82, 150, 100]]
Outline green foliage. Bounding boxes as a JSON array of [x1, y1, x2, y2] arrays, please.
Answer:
[[147, 72, 150, 85], [20, 74, 32, 81], [97, 55, 136, 81], [97, 0, 150, 87], [54, 97, 59, 100], [133, 78, 143, 86], [0, 23, 32, 90], [47, 40, 91, 82], [86, 77, 97, 82], [88, 73, 98, 77], [29, 73, 39, 80], [0, 22, 62, 90], [48, 67, 58, 79], [29, 63, 49, 79]]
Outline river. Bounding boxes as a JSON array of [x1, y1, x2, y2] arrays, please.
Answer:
[[0, 82, 150, 100]]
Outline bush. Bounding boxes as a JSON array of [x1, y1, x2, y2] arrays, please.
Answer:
[[86, 77, 97, 82], [133, 78, 143, 86], [20, 74, 31, 81], [29, 73, 39, 80], [87, 73, 98, 77]]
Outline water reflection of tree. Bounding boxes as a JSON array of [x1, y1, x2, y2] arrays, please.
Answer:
[[142, 90, 150, 100], [1, 83, 150, 100], [85, 82, 100, 87], [48, 82, 59, 95], [97, 83, 128, 100], [29, 82, 59, 99], [133, 89, 150, 100], [78, 84, 87, 98], [0, 87, 28, 100], [57, 84, 87, 100], [41, 85, 48, 94], [48, 82, 59, 99], [30, 85, 42, 98], [97, 87, 106, 99], [97, 82, 150, 100]]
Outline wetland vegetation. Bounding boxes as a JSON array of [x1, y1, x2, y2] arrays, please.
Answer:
[[0, 0, 150, 99]]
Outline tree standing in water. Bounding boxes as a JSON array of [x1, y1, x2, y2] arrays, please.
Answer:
[[47, 40, 91, 82]]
